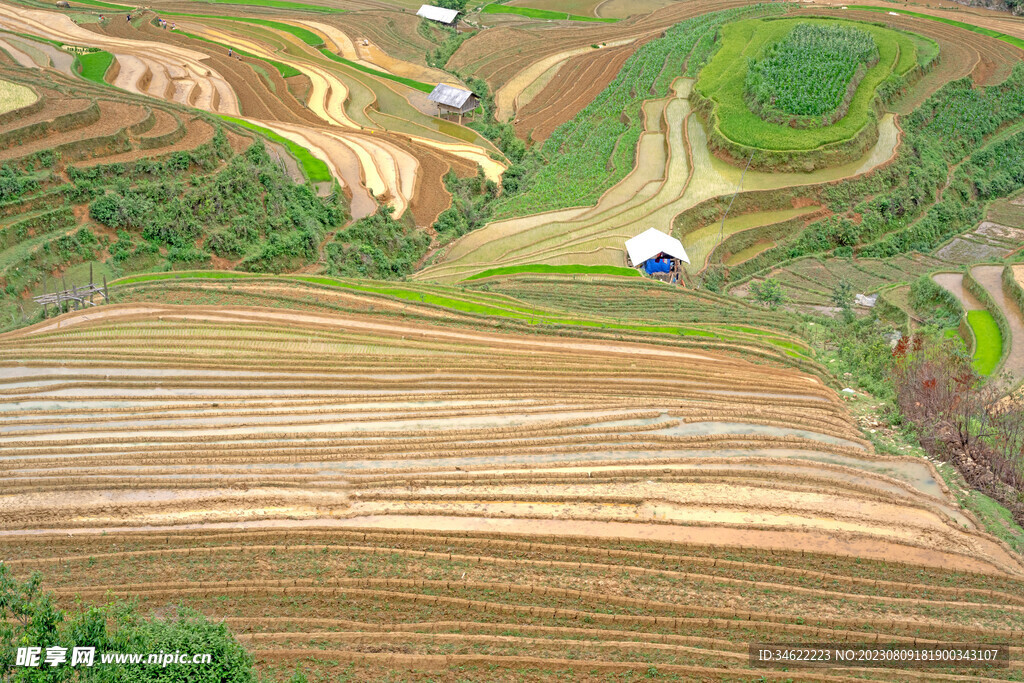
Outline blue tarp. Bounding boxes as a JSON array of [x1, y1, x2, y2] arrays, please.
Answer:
[[645, 259, 671, 274]]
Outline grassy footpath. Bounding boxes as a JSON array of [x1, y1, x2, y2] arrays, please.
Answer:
[[162, 12, 325, 47], [464, 264, 640, 280], [481, 4, 617, 22], [220, 116, 333, 183], [109, 270, 812, 357], [318, 49, 434, 93], [187, 0, 344, 12], [176, 29, 301, 77], [967, 310, 1002, 375], [846, 5, 1024, 50], [75, 51, 114, 84]]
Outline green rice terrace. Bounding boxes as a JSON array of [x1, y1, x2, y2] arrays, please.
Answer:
[[2, 0, 1024, 679]]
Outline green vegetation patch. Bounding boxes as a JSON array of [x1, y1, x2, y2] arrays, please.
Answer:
[[464, 264, 641, 280], [75, 50, 114, 84], [481, 4, 617, 22], [318, 49, 433, 93], [220, 116, 331, 183], [745, 23, 878, 127], [967, 309, 1002, 375], [695, 17, 916, 151], [327, 207, 429, 280]]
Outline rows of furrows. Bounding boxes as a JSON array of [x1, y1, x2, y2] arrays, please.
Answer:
[[3, 527, 1022, 680], [2, 310, 1019, 583]]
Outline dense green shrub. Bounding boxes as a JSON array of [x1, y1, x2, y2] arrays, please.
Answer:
[[0, 565, 256, 682], [909, 274, 962, 328], [433, 167, 497, 240], [327, 206, 429, 279], [0, 164, 40, 201], [86, 141, 345, 271]]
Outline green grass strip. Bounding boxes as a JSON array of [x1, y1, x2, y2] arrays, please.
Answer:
[[113, 271, 260, 285], [175, 29, 300, 77], [107, 270, 811, 357], [481, 4, 617, 22], [464, 264, 641, 280], [967, 309, 1002, 375], [1, 29, 65, 49], [220, 116, 332, 183], [187, 0, 344, 13], [846, 6, 1024, 50], [162, 12, 326, 47], [75, 51, 114, 84], [318, 49, 434, 93]]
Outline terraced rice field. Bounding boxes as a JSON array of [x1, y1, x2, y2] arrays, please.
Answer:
[[737, 203, 1024, 312], [419, 79, 900, 282], [2, 304, 1023, 679]]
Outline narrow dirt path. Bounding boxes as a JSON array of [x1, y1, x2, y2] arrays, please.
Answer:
[[973, 265, 1024, 381], [933, 271, 983, 310]]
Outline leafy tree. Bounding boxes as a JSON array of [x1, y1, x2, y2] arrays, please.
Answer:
[[432, 167, 497, 241], [750, 277, 786, 309], [432, 0, 466, 12], [830, 279, 855, 321]]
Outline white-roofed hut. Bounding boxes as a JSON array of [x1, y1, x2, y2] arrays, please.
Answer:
[[427, 83, 479, 123], [417, 4, 460, 26], [624, 228, 689, 283]]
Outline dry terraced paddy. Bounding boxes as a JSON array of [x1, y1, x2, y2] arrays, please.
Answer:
[[0, 5, 498, 222], [1, 304, 1024, 678], [159, 13, 502, 219], [0, 5, 240, 115]]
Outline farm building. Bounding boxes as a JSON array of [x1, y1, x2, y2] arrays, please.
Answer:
[[417, 4, 460, 26], [625, 228, 689, 281], [427, 84, 479, 122]]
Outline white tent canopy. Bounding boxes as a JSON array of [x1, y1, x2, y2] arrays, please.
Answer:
[[625, 228, 690, 266], [417, 4, 460, 23]]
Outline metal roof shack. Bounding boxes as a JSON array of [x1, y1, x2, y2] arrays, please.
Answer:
[[625, 228, 689, 266], [417, 4, 460, 25], [427, 84, 479, 121]]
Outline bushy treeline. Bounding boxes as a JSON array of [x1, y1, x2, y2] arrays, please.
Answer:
[[327, 205, 429, 278], [81, 132, 346, 272], [422, 21, 471, 70]]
